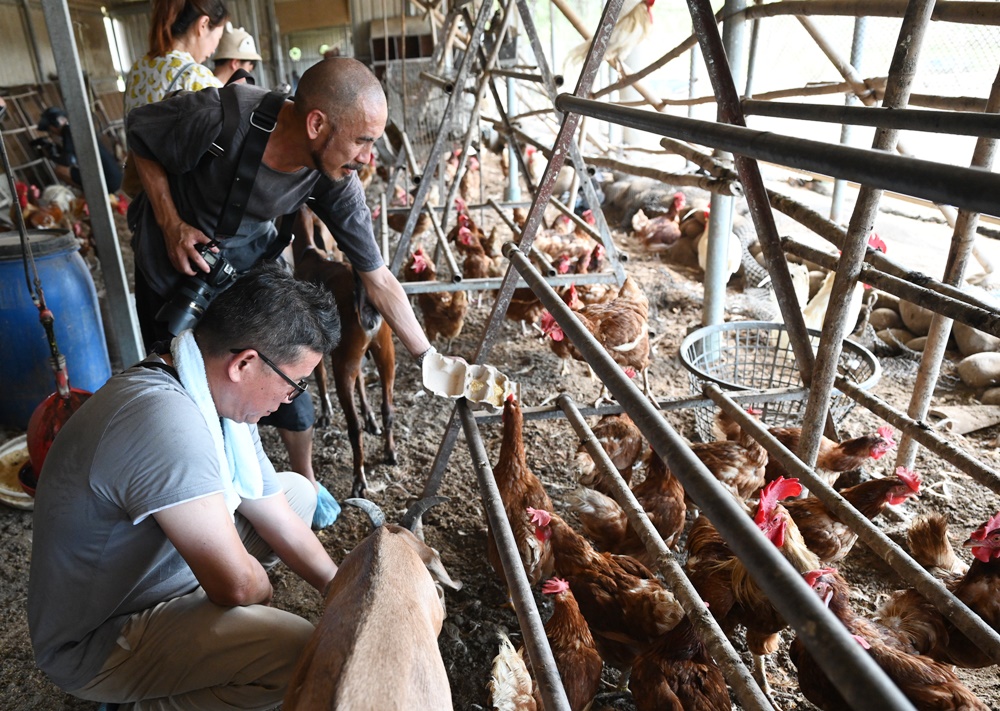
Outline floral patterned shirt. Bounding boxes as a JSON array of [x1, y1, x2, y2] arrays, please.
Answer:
[[124, 50, 222, 119]]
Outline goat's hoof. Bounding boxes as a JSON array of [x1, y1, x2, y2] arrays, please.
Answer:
[[351, 480, 368, 499], [316, 415, 331, 429], [385, 450, 398, 466], [363, 421, 382, 436]]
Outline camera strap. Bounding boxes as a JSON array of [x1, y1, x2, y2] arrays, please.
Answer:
[[215, 87, 288, 240]]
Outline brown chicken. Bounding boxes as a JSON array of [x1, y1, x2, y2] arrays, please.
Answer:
[[540, 275, 651, 398], [631, 192, 686, 250], [486, 396, 555, 588], [459, 154, 481, 204], [791, 568, 989, 711], [526, 578, 603, 711], [403, 247, 468, 348], [685, 477, 821, 696], [785, 466, 922, 565], [629, 612, 730, 711], [906, 511, 968, 577], [530, 508, 684, 670], [765, 425, 897, 485], [689, 408, 769, 502], [382, 185, 431, 240], [568, 450, 686, 566], [876, 511, 1000, 669], [574, 411, 645, 496]]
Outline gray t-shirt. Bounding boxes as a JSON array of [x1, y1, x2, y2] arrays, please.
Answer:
[[126, 84, 384, 298], [27, 362, 280, 691]]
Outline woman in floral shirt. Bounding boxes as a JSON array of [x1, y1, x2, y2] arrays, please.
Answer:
[[124, 0, 228, 118]]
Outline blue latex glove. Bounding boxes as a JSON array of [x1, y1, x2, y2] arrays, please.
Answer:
[[312, 482, 341, 529]]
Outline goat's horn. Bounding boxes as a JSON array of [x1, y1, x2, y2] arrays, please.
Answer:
[[399, 496, 450, 531], [344, 498, 386, 528]]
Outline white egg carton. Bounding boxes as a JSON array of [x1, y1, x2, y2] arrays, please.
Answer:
[[422, 352, 516, 413]]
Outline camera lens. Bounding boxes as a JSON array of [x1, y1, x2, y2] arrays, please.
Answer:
[[156, 278, 217, 336]]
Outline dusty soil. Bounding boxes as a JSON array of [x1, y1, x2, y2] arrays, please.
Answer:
[[2, 165, 1000, 709]]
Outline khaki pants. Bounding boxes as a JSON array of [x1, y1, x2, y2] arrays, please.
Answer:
[[73, 472, 318, 711]]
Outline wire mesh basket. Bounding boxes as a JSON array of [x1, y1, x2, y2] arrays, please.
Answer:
[[679, 321, 881, 442]]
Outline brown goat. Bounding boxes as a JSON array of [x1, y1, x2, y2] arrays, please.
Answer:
[[293, 207, 397, 498], [284, 497, 462, 709]]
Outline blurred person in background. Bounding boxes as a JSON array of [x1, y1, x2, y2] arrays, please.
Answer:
[[213, 22, 262, 85], [123, 0, 228, 119]]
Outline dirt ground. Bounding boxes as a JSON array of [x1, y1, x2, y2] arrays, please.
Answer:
[[2, 161, 1000, 709]]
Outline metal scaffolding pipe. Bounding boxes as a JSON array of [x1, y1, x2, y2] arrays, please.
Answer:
[[558, 395, 773, 711], [426, 205, 463, 283], [399, 271, 618, 294], [781, 239, 1000, 337], [898, 67, 1000, 469], [742, 0, 1000, 26], [707, 386, 1000, 666], [553, 94, 1000, 219], [490, 68, 564, 86], [836, 377, 1000, 496], [418, 71, 455, 93], [742, 99, 1000, 138], [469, 387, 813, 425], [501, 242, 915, 710], [456, 401, 571, 711]]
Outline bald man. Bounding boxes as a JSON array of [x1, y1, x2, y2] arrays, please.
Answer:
[[126, 58, 433, 522]]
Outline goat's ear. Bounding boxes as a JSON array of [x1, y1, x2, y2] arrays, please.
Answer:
[[424, 548, 463, 591]]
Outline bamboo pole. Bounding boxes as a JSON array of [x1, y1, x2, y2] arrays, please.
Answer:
[[897, 66, 1000, 469], [584, 154, 743, 195], [795, 0, 936, 479]]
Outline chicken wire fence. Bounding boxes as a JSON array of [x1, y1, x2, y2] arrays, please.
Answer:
[[383, 58, 473, 166], [680, 321, 881, 442]]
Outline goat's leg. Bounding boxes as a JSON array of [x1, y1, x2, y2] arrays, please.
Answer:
[[313, 356, 334, 428], [334, 366, 368, 499], [371, 325, 397, 465], [355, 365, 382, 436]]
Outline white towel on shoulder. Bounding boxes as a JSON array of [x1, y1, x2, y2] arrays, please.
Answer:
[[171, 329, 263, 516]]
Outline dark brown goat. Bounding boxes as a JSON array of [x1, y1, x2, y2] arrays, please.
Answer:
[[292, 207, 396, 498]]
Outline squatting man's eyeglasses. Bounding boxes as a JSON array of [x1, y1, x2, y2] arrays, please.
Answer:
[[231, 348, 309, 400]]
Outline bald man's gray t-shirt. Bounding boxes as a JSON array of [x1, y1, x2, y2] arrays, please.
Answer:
[[126, 84, 383, 298]]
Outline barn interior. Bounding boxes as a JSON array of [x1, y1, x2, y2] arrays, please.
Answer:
[[1, 0, 1000, 708]]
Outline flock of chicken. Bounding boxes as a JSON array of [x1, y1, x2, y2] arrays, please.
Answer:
[[402, 200, 653, 401], [5, 180, 128, 257], [483, 396, 1000, 710]]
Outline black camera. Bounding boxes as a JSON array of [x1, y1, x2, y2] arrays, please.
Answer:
[[30, 136, 61, 161], [156, 241, 238, 335]]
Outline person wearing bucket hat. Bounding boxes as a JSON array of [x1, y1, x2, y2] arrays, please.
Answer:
[[213, 22, 262, 85], [35, 106, 123, 193]]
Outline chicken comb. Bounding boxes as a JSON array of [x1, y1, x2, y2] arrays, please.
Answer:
[[867, 232, 887, 254], [895, 466, 921, 492], [968, 511, 1000, 542], [803, 567, 837, 588], [582, 209, 595, 224], [877, 426, 896, 446], [527, 507, 552, 527], [539, 312, 563, 341], [852, 634, 872, 650], [453, 196, 467, 213], [672, 191, 686, 204], [746, 407, 763, 417], [541, 578, 570, 595], [757, 477, 802, 518], [623, 366, 637, 379]]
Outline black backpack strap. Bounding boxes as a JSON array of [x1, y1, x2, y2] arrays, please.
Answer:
[[215, 88, 287, 239], [261, 211, 297, 262], [138, 359, 180, 381], [208, 85, 243, 158], [225, 68, 256, 86]]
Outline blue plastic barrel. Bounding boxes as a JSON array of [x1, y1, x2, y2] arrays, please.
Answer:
[[0, 229, 111, 428]]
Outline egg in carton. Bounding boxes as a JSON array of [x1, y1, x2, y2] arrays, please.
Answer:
[[421, 352, 516, 413]]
